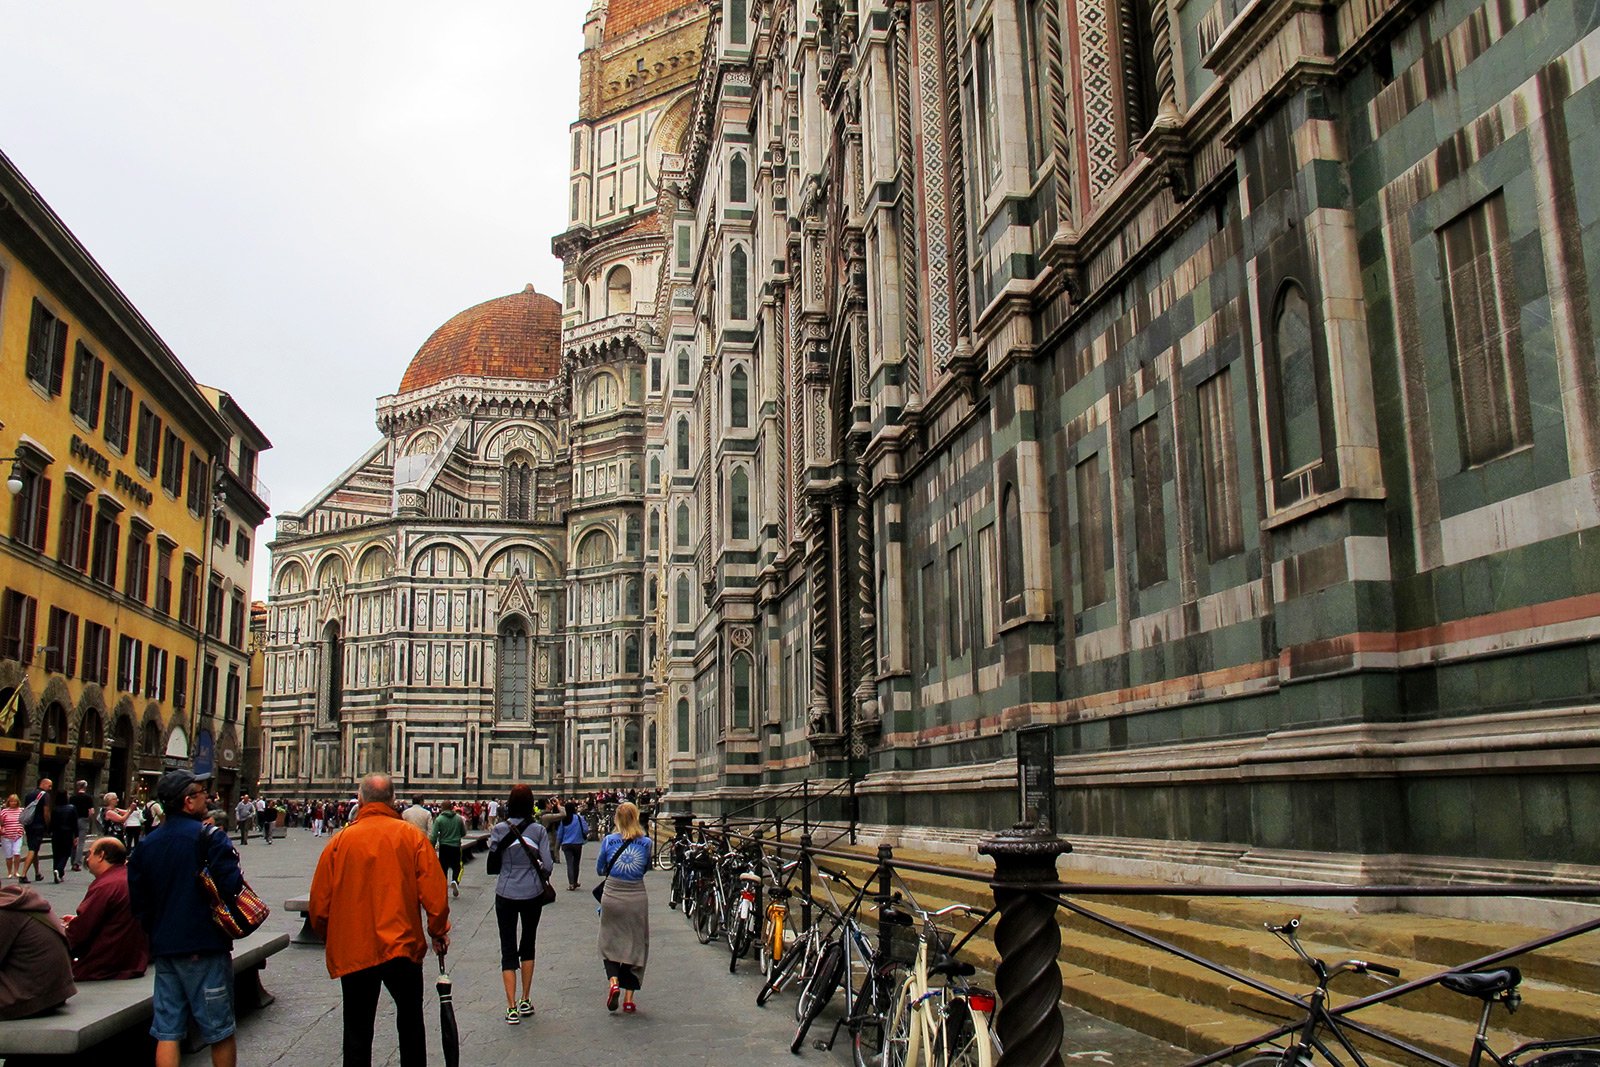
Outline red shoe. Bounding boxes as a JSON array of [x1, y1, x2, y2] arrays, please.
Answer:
[[606, 981, 620, 1012], [622, 1002, 637, 1014]]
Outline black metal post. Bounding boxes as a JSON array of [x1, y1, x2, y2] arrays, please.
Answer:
[[799, 831, 814, 933], [719, 812, 729, 844], [802, 778, 810, 836], [979, 823, 1072, 1067], [752, 827, 766, 925], [875, 842, 894, 907]]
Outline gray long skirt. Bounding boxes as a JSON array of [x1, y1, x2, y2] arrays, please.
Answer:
[[598, 877, 649, 984]]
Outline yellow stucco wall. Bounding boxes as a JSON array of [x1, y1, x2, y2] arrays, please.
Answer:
[[0, 234, 219, 805]]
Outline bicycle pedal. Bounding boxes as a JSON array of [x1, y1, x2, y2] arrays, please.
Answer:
[[813, 1041, 830, 1052]]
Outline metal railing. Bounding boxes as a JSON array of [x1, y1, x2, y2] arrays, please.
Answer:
[[650, 808, 1600, 1067]]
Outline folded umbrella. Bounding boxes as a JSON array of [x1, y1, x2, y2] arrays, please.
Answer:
[[436, 952, 460, 1067]]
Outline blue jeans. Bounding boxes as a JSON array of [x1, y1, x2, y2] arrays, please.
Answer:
[[150, 952, 235, 1044]]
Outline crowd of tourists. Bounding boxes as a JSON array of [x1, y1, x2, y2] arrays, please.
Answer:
[[1, 771, 660, 1065]]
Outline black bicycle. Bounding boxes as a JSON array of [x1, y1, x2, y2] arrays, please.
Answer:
[[1237, 918, 1600, 1067]]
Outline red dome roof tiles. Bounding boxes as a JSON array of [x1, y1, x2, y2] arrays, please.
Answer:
[[398, 285, 563, 394]]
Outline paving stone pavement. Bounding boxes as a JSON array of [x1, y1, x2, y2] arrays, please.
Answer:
[[25, 826, 1188, 1065]]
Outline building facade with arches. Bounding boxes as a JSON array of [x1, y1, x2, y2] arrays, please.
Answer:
[[261, 283, 658, 797]]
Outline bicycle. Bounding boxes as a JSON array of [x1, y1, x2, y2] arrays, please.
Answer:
[[1236, 918, 1600, 1067], [874, 902, 1000, 1067], [727, 846, 764, 972]]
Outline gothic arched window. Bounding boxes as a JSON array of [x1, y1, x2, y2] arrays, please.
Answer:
[[676, 502, 691, 548], [648, 509, 661, 553], [1271, 282, 1324, 474], [731, 652, 753, 730], [606, 265, 632, 316], [321, 620, 343, 726], [498, 616, 530, 721], [729, 245, 749, 320], [675, 573, 691, 625], [502, 449, 535, 520], [677, 346, 691, 387], [648, 456, 660, 490], [729, 152, 748, 203], [730, 468, 751, 541], [676, 698, 690, 753], [624, 634, 640, 674], [1001, 484, 1025, 608], [730, 365, 749, 428], [676, 417, 691, 470]]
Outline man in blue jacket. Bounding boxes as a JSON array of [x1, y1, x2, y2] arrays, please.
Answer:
[[128, 770, 243, 1067]]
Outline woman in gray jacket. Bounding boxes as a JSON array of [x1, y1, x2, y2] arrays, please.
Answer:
[[487, 784, 554, 1024]]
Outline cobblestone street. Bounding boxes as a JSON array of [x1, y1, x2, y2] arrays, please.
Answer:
[[20, 826, 1185, 1065]]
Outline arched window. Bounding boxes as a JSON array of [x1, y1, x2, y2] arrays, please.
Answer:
[[623, 718, 641, 770], [606, 265, 633, 316], [576, 530, 615, 568], [356, 546, 392, 583], [647, 576, 657, 609], [675, 573, 691, 625], [730, 468, 751, 541], [497, 616, 530, 722], [275, 561, 307, 596], [1272, 282, 1323, 473], [676, 417, 690, 470], [584, 373, 619, 416], [731, 653, 753, 730], [141, 719, 161, 755], [316, 556, 346, 590], [676, 698, 690, 753], [729, 0, 748, 43], [729, 245, 749, 320], [677, 346, 691, 387], [321, 620, 343, 726], [648, 509, 661, 553], [626, 579, 641, 616], [624, 634, 640, 674], [730, 365, 749, 428], [676, 503, 691, 548], [626, 515, 642, 556], [1001, 484, 1024, 606], [78, 709, 104, 749], [1120, 0, 1160, 150], [41, 703, 68, 744], [729, 152, 748, 203], [648, 456, 660, 489], [502, 449, 535, 520]]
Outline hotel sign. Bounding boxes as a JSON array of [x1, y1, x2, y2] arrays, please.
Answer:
[[71, 434, 155, 508]]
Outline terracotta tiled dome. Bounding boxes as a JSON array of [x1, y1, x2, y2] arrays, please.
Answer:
[[398, 285, 563, 394]]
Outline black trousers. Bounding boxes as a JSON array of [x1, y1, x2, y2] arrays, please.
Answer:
[[340, 957, 426, 1067], [562, 844, 583, 887], [437, 844, 461, 883], [494, 894, 544, 972]]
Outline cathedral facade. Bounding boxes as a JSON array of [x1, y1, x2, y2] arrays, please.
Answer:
[[260, 286, 657, 796]]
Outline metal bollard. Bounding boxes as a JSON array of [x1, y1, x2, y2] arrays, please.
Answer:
[[799, 831, 814, 933], [979, 823, 1072, 1067]]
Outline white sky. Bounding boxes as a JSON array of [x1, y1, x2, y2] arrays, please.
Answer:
[[0, 1, 590, 593]]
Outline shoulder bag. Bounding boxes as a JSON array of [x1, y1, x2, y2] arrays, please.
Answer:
[[592, 837, 629, 903], [196, 825, 270, 938], [489, 820, 557, 906]]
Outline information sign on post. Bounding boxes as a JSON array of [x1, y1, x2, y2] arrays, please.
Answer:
[[1016, 725, 1056, 830]]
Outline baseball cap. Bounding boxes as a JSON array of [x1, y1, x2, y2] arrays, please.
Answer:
[[156, 769, 212, 807]]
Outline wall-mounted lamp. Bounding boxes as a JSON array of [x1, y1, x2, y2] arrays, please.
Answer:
[[2, 456, 28, 496]]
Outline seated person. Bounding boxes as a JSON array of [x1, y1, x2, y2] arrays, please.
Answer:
[[0, 882, 75, 1019], [64, 837, 149, 980]]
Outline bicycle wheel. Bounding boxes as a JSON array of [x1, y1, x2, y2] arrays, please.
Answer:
[[758, 933, 809, 1007], [878, 976, 918, 1067], [792, 939, 845, 1054], [941, 999, 1001, 1067], [1236, 1055, 1311, 1067], [851, 971, 890, 1067], [731, 916, 754, 972], [1524, 1053, 1600, 1066], [695, 891, 718, 944], [654, 846, 675, 871]]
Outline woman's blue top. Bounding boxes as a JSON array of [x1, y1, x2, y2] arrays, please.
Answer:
[[595, 833, 651, 882], [557, 815, 590, 847]]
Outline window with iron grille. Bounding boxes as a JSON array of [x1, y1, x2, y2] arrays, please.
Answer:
[[70, 343, 104, 427], [1440, 193, 1532, 467], [25, 300, 68, 395]]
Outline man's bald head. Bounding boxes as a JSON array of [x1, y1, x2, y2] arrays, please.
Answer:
[[359, 774, 394, 806]]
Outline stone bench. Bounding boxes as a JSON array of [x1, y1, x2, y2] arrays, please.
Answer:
[[283, 896, 320, 945], [0, 928, 289, 1065], [462, 831, 489, 855]]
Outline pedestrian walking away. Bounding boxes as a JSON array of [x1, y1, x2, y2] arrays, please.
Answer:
[[69, 781, 93, 872], [431, 801, 466, 897], [257, 797, 274, 844], [485, 784, 554, 1024], [556, 801, 589, 891], [127, 769, 243, 1067], [402, 795, 433, 837], [234, 795, 254, 846], [49, 790, 78, 884], [596, 800, 652, 1014], [309, 772, 450, 1067], [1, 796, 24, 882]]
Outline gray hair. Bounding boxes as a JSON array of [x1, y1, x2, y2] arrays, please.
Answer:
[[359, 773, 394, 806]]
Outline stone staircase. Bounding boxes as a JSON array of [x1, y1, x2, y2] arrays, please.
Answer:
[[798, 841, 1600, 1066]]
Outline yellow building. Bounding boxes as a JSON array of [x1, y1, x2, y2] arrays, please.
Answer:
[[0, 149, 241, 806]]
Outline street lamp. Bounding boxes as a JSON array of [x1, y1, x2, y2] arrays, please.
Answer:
[[2, 456, 26, 495]]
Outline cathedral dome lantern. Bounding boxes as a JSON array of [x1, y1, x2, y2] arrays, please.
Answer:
[[397, 284, 563, 394]]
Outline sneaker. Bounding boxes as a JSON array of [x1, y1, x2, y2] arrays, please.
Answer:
[[505, 1009, 520, 1025], [451, 880, 459, 898], [517, 999, 534, 1016], [606, 981, 621, 1012], [622, 1001, 637, 1014]]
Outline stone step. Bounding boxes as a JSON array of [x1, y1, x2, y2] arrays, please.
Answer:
[[790, 840, 1600, 1062]]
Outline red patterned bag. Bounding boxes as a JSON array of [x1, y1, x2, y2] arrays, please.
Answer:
[[195, 825, 271, 938]]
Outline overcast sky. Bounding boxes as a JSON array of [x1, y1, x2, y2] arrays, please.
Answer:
[[0, 1, 589, 593]]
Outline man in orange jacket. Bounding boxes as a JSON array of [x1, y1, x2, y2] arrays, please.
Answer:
[[309, 773, 449, 1067]]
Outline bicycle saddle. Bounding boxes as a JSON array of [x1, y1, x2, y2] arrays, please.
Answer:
[[928, 954, 977, 979], [1441, 967, 1522, 998], [739, 872, 763, 883]]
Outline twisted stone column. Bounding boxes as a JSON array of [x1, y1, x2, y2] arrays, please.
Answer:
[[979, 824, 1072, 1067]]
